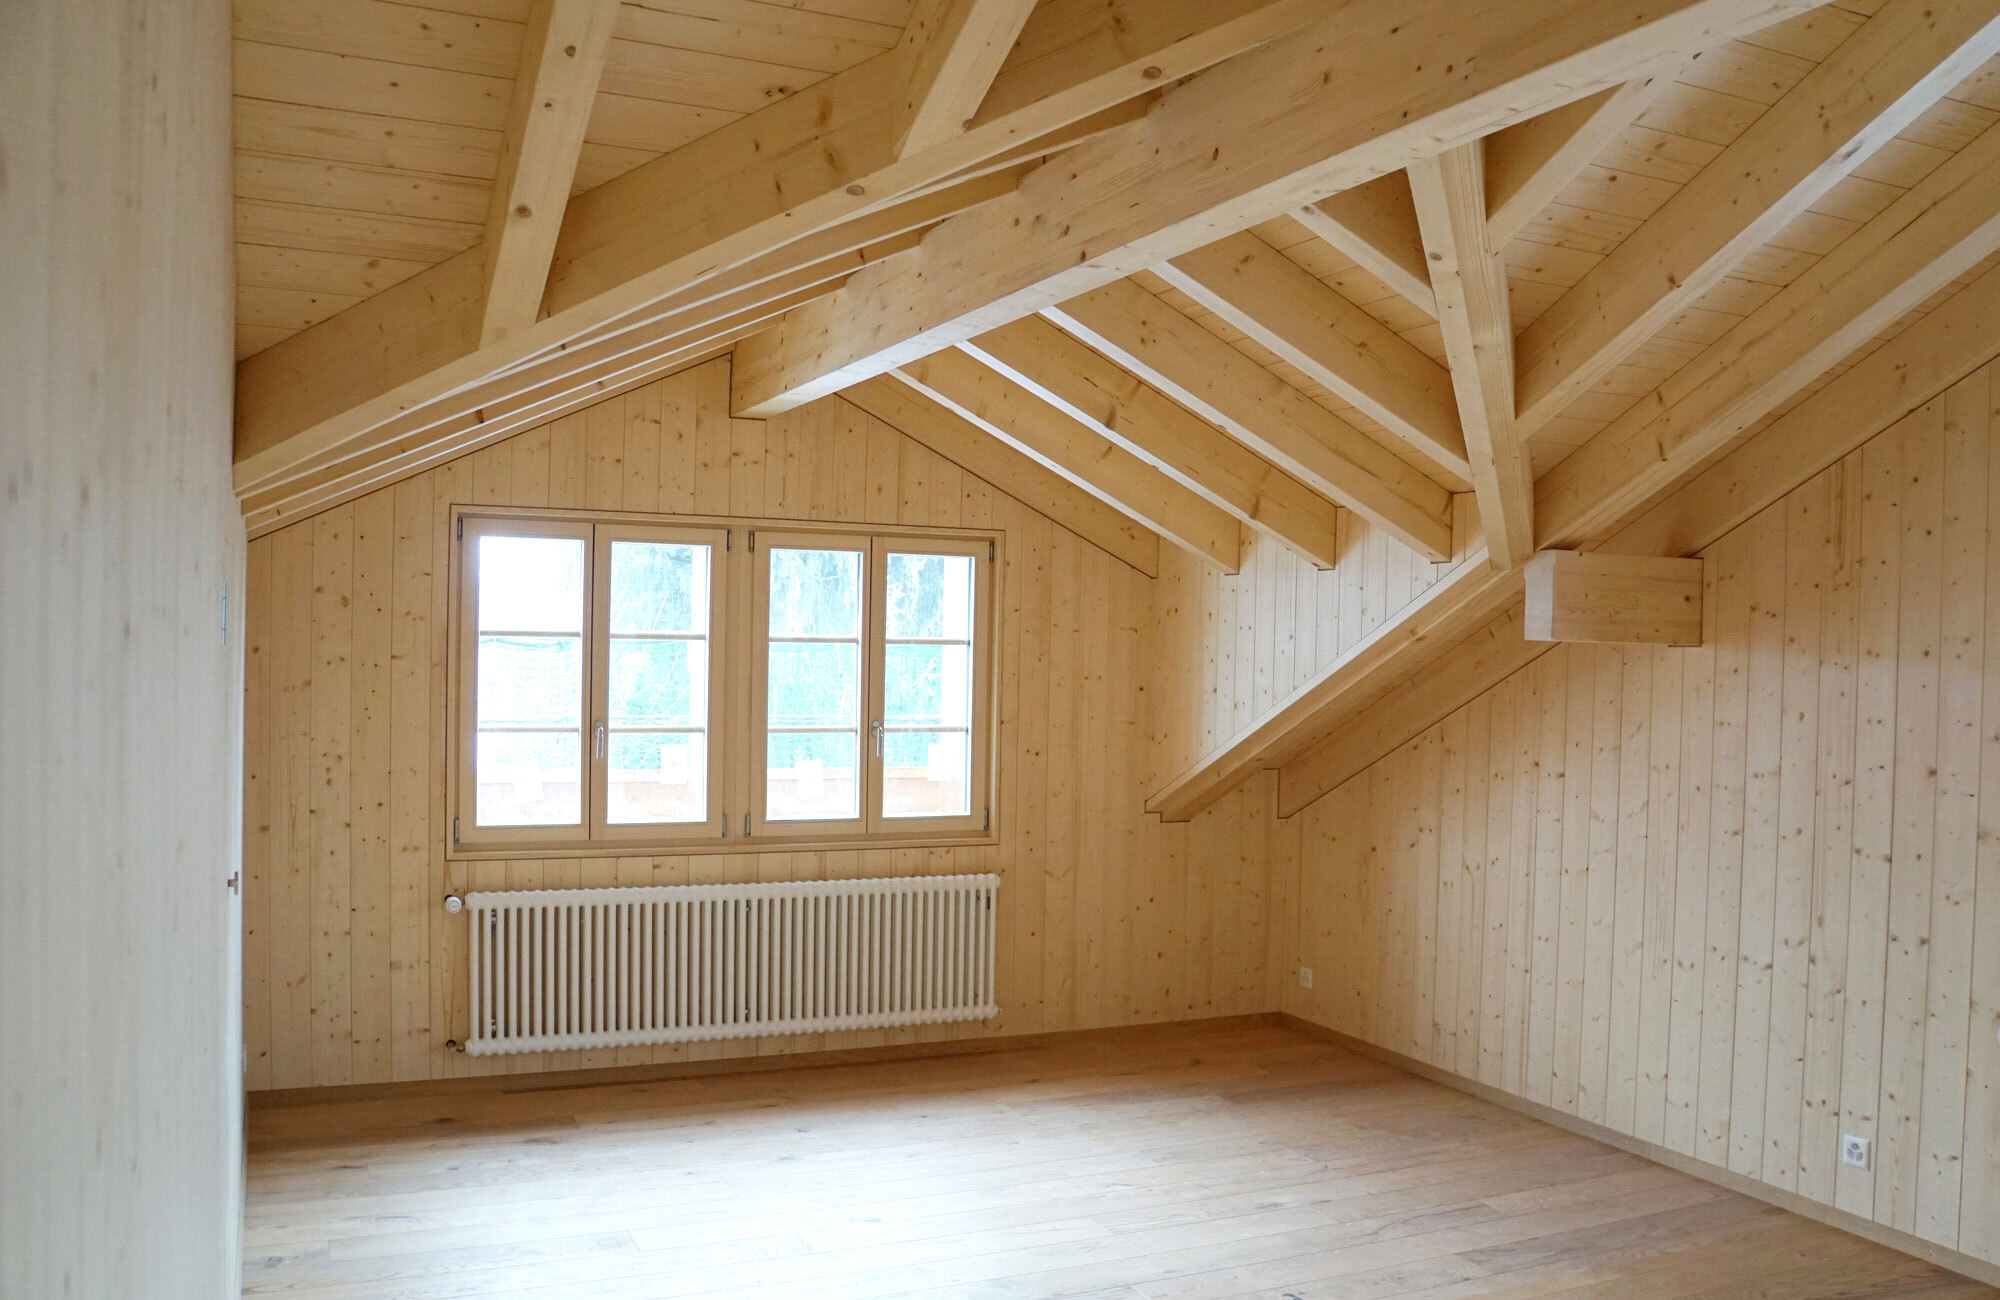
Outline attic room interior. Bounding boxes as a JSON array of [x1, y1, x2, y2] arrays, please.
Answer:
[[15, 0, 2000, 1294]]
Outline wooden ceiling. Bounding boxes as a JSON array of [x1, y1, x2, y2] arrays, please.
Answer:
[[229, 0, 2000, 811]]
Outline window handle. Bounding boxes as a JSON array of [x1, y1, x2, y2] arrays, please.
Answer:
[[871, 719, 885, 758], [593, 720, 606, 760]]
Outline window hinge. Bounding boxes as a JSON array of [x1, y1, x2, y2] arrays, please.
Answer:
[[988, 540, 995, 562], [743, 813, 752, 838], [456, 517, 463, 540], [725, 529, 733, 552], [747, 530, 757, 552], [983, 807, 991, 831], [452, 817, 460, 844], [721, 813, 729, 839]]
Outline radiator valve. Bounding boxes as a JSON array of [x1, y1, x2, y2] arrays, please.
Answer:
[[444, 894, 464, 914]]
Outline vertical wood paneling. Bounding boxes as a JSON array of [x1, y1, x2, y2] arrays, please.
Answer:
[[3, 0, 243, 1288], [1283, 360, 2000, 1268], [244, 356, 1272, 1090]]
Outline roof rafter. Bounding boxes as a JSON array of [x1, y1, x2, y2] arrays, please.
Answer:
[[1292, 173, 1437, 317], [1481, 65, 1681, 248], [727, 0, 1820, 418], [962, 316, 1345, 567], [1155, 231, 1471, 482], [896, 351, 1244, 569], [1512, 0, 2000, 437], [231, 0, 1331, 494], [477, 0, 622, 347], [1153, 111, 2000, 822], [842, 376, 1164, 575], [1278, 245, 2000, 815], [893, 0, 1041, 158], [1045, 278, 1456, 560]]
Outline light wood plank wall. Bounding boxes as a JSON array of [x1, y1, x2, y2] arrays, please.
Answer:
[[1271, 360, 2000, 1268], [2, 0, 244, 1292], [242, 355, 1276, 1091], [1149, 497, 1477, 784]]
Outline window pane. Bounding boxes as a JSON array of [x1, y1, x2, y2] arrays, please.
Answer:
[[610, 541, 708, 635], [886, 552, 974, 640], [477, 635, 582, 727], [768, 547, 862, 637], [609, 639, 704, 728], [767, 641, 859, 727], [883, 643, 972, 728], [478, 535, 584, 633], [475, 730, 582, 826], [766, 730, 859, 821], [607, 732, 706, 825], [882, 730, 971, 818]]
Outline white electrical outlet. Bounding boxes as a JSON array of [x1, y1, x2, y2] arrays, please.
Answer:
[[1841, 1134, 1871, 1170], [1299, 967, 1314, 989]]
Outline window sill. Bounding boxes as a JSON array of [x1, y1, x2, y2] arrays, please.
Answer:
[[446, 831, 1001, 862]]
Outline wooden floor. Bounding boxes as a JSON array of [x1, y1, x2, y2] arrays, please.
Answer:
[[243, 1020, 1995, 1299]]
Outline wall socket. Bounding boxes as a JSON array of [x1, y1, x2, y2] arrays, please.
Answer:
[[1841, 1134, 1871, 1170], [1298, 967, 1314, 989]]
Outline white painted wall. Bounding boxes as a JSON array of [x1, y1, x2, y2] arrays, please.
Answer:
[[1, 0, 245, 1293]]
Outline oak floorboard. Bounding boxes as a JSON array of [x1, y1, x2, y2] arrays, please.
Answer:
[[242, 1020, 1992, 1298]]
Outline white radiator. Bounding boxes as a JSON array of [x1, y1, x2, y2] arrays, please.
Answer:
[[462, 874, 1000, 1055]]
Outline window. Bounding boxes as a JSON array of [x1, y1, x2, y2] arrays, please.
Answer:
[[454, 511, 994, 855]]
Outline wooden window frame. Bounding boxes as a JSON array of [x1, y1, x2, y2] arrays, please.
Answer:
[[447, 506, 1000, 860]]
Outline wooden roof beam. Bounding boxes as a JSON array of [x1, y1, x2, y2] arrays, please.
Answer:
[[1512, 0, 2000, 437], [1410, 142, 1536, 570], [1156, 231, 1471, 482], [1045, 278, 1456, 560], [962, 316, 1345, 567], [1482, 66, 1681, 247], [1292, 173, 1436, 317], [477, 0, 621, 348], [895, 352, 1242, 569], [894, 0, 1040, 159], [728, 0, 1819, 419], [231, 0, 1332, 494], [1267, 118, 2000, 818], [842, 376, 1163, 575]]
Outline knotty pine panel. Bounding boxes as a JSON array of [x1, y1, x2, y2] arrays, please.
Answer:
[[1272, 360, 2000, 1266], [242, 355, 1274, 1091]]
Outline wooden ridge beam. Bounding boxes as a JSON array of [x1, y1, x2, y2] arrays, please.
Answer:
[[1156, 231, 1471, 481], [894, 350, 1244, 569], [1293, 173, 1436, 317], [894, 0, 1040, 158], [841, 376, 1163, 576], [232, 0, 1331, 495], [1045, 278, 1455, 560], [962, 314, 1344, 567], [728, 0, 1818, 418], [1512, 0, 2000, 437], [478, 0, 621, 347], [1410, 142, 1536, 570], [1270, 131, 2000, 817]]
